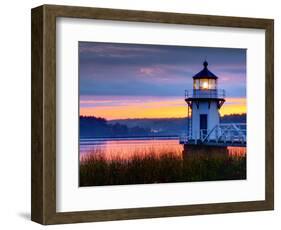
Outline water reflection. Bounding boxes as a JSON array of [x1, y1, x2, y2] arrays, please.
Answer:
[[80, 138, 246, 162], [80, 138, 182, 161], [227, 146, 246, 156]]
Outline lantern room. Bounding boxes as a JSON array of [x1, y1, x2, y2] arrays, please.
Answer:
[[193, 61, 217, 90]]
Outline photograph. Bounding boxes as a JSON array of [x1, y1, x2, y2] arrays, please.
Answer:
[[78, 41, 247, 187], [30, 4, 274, 224]]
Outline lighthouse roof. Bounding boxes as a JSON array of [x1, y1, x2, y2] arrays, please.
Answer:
[[192, 61, 218, 79]]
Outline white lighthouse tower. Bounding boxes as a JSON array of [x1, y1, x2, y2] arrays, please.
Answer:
[[185, 61, 225, 141]]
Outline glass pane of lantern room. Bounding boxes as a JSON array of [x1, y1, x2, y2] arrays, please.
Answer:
[[209, 79, 216, 89], [194, 79, 199, 89], [200, 79, 209, 90]]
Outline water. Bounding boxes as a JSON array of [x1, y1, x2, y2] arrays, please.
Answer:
[[80, 137, 246, 162], [80, 137, 183, 161]]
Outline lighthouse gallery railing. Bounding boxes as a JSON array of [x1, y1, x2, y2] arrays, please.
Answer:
[[185, 89, 225, 99]]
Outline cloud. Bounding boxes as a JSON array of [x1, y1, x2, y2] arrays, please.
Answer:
[[79, 42, 246, 98], [139, 67, 164, 76]]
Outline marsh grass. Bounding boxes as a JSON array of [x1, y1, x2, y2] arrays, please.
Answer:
[[79, 150, 246, 186]]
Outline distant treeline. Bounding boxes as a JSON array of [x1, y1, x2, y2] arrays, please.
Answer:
[[80, 114, 246, 138], [221, 114, 246, 123], [80, 116, 150, 138]]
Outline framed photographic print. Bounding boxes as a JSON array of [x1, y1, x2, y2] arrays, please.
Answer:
[[31, 4, 274, 225]]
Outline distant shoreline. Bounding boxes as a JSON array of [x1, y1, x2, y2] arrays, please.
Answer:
[[80, 114, 246, 139]]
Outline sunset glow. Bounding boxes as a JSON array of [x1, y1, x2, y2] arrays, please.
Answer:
[[80, 96, 246, 120]]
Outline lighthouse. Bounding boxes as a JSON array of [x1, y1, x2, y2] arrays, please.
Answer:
[[185, 61, 225, 141]]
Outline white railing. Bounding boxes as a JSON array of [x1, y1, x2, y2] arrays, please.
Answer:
[[185, 89, 225, 99], [179, 135, 189, 144], [202, 123, 246, 144], [180, 123, 246, 146]]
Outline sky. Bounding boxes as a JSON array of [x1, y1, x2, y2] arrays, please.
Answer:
[[79, 42, 246, 120]]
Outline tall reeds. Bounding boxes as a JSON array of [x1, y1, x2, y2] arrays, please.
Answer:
[[79, 150, 246, 186]]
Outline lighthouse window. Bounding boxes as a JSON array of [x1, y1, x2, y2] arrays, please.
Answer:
[[194, 79, 199, 89], [202, 81, 209, 89], [194, 79, 217, 90], [209, 79, 217, 89], [199, 79, 209, 90]]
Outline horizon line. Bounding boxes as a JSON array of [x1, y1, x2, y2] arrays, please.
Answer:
[[80, 112, 247, 121]]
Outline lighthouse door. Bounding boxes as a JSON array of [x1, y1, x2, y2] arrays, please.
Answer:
[[200, 114, 208, 138]]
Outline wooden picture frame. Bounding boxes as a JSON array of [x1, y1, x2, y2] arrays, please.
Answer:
[[31, 4, 274, 225]]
